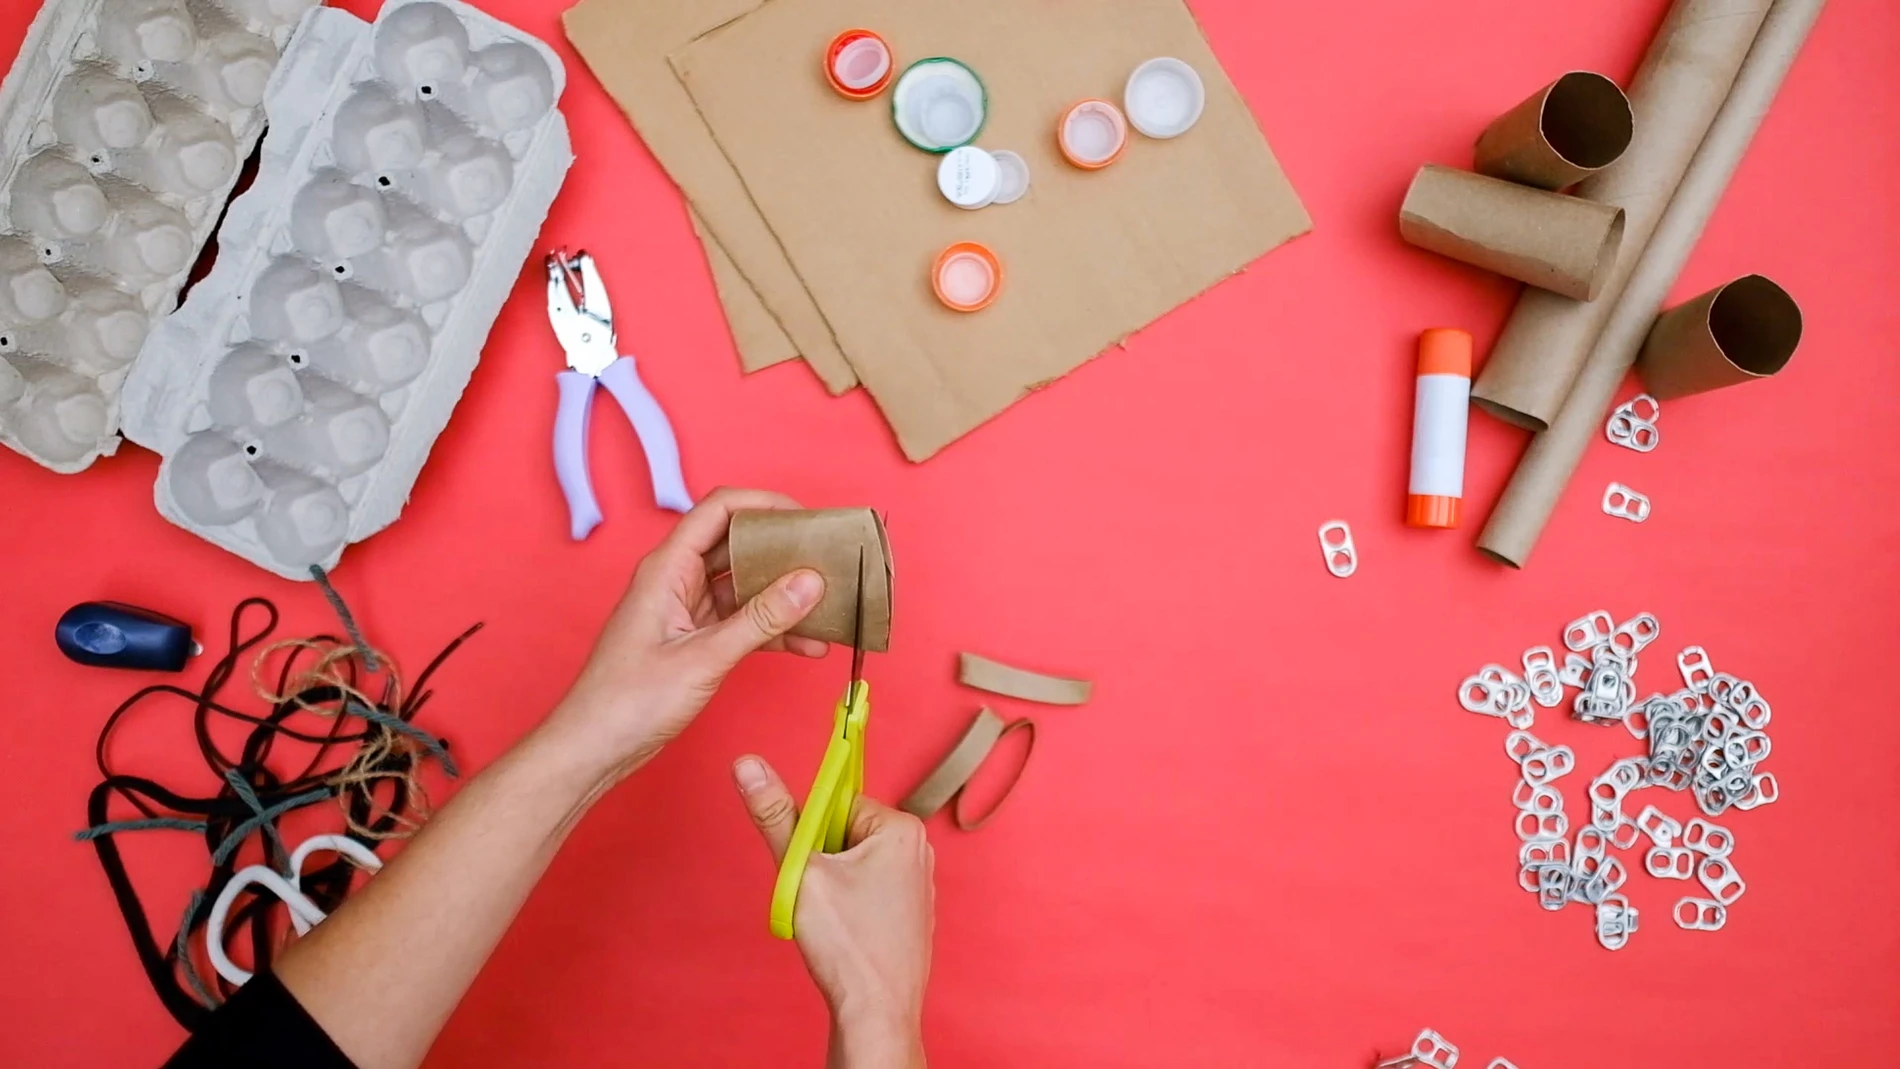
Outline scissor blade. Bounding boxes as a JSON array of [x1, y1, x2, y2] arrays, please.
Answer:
[[848, 547, 866, 698]]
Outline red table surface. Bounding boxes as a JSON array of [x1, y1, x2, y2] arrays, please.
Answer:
[[4, 0, 1897, 1065]]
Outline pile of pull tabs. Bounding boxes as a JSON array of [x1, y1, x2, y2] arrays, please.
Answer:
[[2, 0, 573, 579], [75, 592, 480, 1029]]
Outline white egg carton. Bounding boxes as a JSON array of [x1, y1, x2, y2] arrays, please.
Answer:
[[120, 0, 571, 579], [0, 0, 317, 472]]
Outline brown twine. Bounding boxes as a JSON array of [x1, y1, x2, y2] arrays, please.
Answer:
[[250, 637, 435, 841]]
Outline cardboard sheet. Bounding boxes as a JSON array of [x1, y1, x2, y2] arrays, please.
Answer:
[[561, 0, 859, 394], [672, 0, 1311, 461], [691, 209, 800, 372]]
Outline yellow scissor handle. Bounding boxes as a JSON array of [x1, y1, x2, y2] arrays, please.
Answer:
[[770, 682, 870, 940]]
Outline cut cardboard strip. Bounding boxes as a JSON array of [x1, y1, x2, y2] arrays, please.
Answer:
[[958, 652, 1091, 706], [1399, 165, 1626, 301], [1470, 0, 1773, 432], [671, 0, 1310, 461], [900, 707, 1006, 818], [1477, 0, 1822, 568], [899, 708, 1037, 830], [693, 209, 800, 372], [1638, 275, 1802, 399], [560, 0, 859, 394], [1474, 72, 1634, 191], [728, 509, 892, 651]]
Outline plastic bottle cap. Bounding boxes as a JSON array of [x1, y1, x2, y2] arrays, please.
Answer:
[[1124, 57, 1205, 139], [1058, 99, 1128, 170], [893, 59, 987, 153], [932, 242, 1001, 313], [825, 29, 893, 99], [1417, 328, 1474, 377], [989, 150, 1030, 204], [938, 146, 1001, 209]]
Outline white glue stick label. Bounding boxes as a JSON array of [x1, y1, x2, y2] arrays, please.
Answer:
[[1410, 373, 1470, 498]]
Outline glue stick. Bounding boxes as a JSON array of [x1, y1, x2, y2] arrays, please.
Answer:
[[1407, 328, 1472, 529]]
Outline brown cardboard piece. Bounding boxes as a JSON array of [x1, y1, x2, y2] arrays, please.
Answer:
[[1399, 165, 1626, 301], [561, 0, 859, 394], [957, 653, 1093, 706], [899, 707, 1007, 819], [1474, 72, 1634, 191], [728, 509, 892, 651], [1638, 274, 1803, 399], [1470, 0, 1773, 432], [1476, 0, 1822, 568], [672, 0, 1311, 461], [692, 209, 800, 372]]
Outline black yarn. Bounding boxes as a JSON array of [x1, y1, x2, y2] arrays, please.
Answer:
[[80, 596, 481, 1030]]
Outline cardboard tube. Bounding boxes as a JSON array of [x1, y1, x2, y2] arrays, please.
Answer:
[[1470, 0, 1774, 432], [1638, 275, 1802, 399], [1477, 0, 1824, 567], [1400, 165, 1626, 301], [728, 509, 892, 650], [1475, 72, 1635, 190]]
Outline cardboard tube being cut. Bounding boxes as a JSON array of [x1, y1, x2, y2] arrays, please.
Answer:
[[957, 653, 1092, 706], [1470, 0, 1774, 432], [1475, 72, 1636, 190], [728, 509, 892, 651], [1400, 165, 1626, 301], [1477, 0, 1824, 568], [1638, 275, 1802, 399]]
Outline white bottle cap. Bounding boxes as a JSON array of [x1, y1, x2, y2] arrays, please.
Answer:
[[989, 150, 1030, 204], [937, 146, 1000, 209], [1124, 57, 1205, 139]]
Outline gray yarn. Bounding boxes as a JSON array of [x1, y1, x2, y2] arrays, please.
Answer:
[[210, 788, 333, 867], [344, 699, 460, 778], [73, 817, 208, 841], [308, 564, 379, 672], [175, 890, 221, 1009], [223, 769, 288, 873]]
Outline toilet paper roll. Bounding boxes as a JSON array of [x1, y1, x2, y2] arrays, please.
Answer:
[[728, 508, 892, 651], [1400, 165, 1626, 301]]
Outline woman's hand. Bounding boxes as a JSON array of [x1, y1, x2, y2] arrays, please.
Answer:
[[733, 756, 934, 1069], [543, 488, 828, 787]]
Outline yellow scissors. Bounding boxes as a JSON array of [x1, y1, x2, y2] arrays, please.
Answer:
[[770, 552, 870, 940]]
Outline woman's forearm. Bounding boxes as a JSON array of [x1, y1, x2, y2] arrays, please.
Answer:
[[275, 713, 618, 1069]]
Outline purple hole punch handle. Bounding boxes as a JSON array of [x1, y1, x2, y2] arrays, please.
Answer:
[[554, 369, 602, 541], [598, 356, 692, 514]]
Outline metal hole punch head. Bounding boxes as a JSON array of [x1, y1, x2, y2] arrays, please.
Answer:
[[770, 550, 872, 940], [546, 248, 693, 539]]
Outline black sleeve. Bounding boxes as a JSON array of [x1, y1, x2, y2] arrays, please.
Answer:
[[163, 971, 358, 1069]]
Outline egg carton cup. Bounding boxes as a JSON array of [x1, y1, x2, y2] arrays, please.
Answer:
[[0, 0, 319, 473], [120, 0, 572, 579]]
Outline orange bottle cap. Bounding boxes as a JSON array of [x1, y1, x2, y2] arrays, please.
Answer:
[[932, 242, 1002, 312], [1057, 99, 1128, 170], [1417, 328, 1473, 377], [825, 30, 893, 99]]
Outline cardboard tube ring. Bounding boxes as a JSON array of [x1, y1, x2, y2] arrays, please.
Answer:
[[1476, 72, 1635, 190], [728, 509, 893, 651], [1400, 165, 1626, 302], [957, 652, 1092, 705], [953, 716, 1037, 832], [1637, 274, 1802, 400]]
